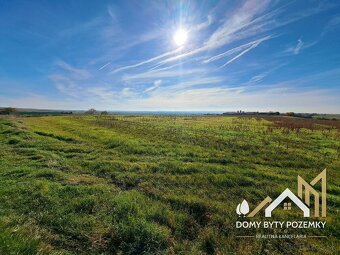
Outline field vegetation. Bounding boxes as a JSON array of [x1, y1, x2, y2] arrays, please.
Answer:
[[0, 115, 339, 254]]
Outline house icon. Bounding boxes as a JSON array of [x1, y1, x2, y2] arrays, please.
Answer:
[[265, 188, 310, 217]]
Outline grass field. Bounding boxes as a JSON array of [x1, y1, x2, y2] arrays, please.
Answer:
[[0, 115, 339, 254]]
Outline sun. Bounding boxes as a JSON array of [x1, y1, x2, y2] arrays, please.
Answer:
[[173, 28, 188, 46]]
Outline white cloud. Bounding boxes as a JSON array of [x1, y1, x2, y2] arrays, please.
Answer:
[[48, 74, 79, 97], [287, 39, 304, 55], [57, 17, 103, 38], [218, 36, 271, 68], [168, 77, 224, 91], [248, 63, 288, 84], [121, 87, 136, 98], [285, 39, 318, 55], [49, 60, 93, 97], [158, 1, 330, 65], [323, 16, 340, 33], [294, 39, 304, 54], [202, 35, 272, 64], [190, 15, 214, 33], [3, 0, 338, 114], [109, 1, 272, 69], [99, 62, 111, 70], [56, 60, 91, 80], [144, 80, 162, 93], [204, 0, 271, 50], [87, 87, 116, 100], [122, 68, 205, 82], [110, 47, 182, 74]]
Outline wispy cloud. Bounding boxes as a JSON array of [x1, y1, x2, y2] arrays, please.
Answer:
[[219, 43, 263, 68], [285, 39, 318, 55], [107, 4, 118, 22], [323, 15, 340, 34], [88, 87, 116, 100], [58, 17, 104, 38], [49, 60, 92, 97], [56, 60, 91, 80], [203, 35, 273, 66], [132, 1, 273, 67], [190, 15, 214, 33], [50, 0, 336, 110], [110, 47, 182, 74], [294, 39, 304, 55], [99, 62, 111, 70], [144, 80, 162, 93], [158, 1, 331, 65], [48, 74, 80, 97], [121, 87, 136, 98], [287, 39, 304, 55], [4, 0, 338, 113], [122, 68, 205, 82], [168, 77, 224, 91], [248, 63, 288, 83], [204, 0, 272, 50]]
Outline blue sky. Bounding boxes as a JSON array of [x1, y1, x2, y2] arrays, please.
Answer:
[[0, 0, 339, 113]]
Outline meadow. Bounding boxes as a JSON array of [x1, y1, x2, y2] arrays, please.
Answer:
[[0, 115, 339, 254]]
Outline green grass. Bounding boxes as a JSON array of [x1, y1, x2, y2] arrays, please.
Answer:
[[0, 115, 339, 254]]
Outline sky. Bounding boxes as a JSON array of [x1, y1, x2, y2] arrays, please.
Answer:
[[0, 0, 339, 113]]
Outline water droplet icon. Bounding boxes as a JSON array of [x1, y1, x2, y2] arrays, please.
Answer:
[[236, 203, 241, 215], [240, 200, 250, 215]]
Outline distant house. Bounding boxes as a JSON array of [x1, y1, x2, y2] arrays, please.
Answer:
[[265, 188, 310, 217]]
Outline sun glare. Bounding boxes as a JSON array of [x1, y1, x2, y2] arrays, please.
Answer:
[[173, 28, 188, 46]]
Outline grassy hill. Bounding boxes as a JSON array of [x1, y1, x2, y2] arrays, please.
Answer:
[[0, 115, 339, 254]]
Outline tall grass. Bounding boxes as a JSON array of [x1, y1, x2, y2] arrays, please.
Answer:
[[0, 115, 338, 254]]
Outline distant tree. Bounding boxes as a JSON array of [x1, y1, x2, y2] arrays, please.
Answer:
[[101, 111, 108, 115], [0, 107, 16, 115], [61, 111, 73, 115], [85, 108, 97, 115], [286, 112, 295, 117]]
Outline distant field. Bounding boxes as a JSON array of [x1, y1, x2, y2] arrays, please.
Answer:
[[0, 115, 339, 254]]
